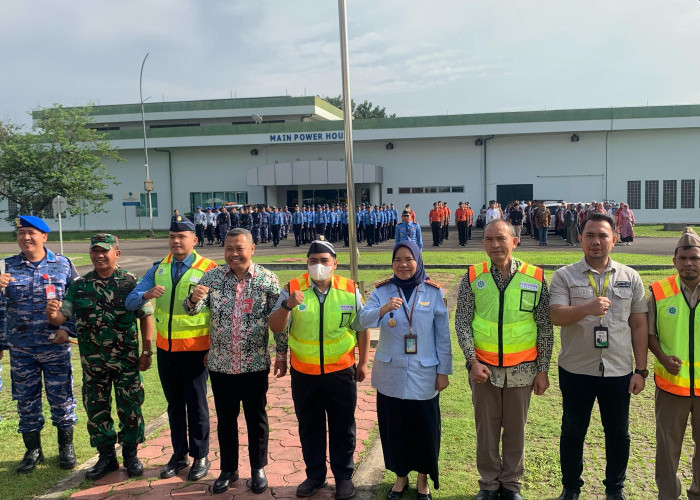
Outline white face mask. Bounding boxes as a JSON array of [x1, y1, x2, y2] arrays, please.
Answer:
[[308, 264, 333, 282]]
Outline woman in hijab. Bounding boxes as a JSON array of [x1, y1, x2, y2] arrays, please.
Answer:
[[616, 202, 636, 245], [359, 241, 452, 500]]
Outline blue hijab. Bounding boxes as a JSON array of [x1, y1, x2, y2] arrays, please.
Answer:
[[390, 241, 426, 301]]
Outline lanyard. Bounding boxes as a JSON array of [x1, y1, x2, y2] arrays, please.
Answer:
[[587, 271, 610, 298], [397, 285, 420, 335]]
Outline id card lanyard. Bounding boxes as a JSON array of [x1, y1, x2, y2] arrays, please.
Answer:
[[397, 285, 420, 354], [587, 271, 610, 325], [588, 271, 610, 357]]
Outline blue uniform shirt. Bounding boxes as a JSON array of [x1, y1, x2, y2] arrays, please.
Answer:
[[359, 280, 452, 400], [395, 222, 423, 251], [292, 211, 304, 224], [125, 252, 197, 311]]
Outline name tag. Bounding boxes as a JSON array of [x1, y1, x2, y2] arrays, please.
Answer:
[[190, 276, 201, 283], [340, 304, 354, 311], [614, 281, 631, 288], [419, 301, 430, 307], [521, 282, 539, 292]]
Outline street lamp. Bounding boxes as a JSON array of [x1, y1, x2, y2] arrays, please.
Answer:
[[139, 52, 155, 237]]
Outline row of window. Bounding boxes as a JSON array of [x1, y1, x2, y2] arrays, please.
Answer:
[[627, 179, 698, 210], [388, 186, 465, 195], [189, 191, 248, 212]]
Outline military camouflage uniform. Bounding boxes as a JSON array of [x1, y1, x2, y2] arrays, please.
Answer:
[[60, 267, 153, 447], [0, 248, 78, 433]]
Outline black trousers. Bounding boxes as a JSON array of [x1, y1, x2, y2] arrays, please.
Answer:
[[157, 349, 210, 459], [366, 225, 375, 246], [271, 224, 281, 246], [291, 366, 357, 481], [559, 367, 632, 494], [293, 223, 302, 246], [457, 221, 467, 245], [341, 224, 349, 246], [210, 369, 269, 472], [195, 224, 204, 246], [431, 222, 441, 246]]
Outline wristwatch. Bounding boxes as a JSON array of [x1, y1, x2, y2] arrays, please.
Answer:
[[281, 300, 293, 311], [142, 350, 152, 357], [634, 368, 649, 378], [466, 359, 478, 371]]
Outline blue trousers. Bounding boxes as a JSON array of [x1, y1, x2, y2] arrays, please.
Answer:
[[10, 346, 77, 433]]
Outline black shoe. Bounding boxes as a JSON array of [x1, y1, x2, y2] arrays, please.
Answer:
[[16, 431, 44, 474], [335, 479, 356, 500], [387, 482, 408, 500], [297, 477, 328, 497], [122, 444, 143, 477], [159, 453, 189, 479], [501, 488, 524, 500], [85, 445, 119, 480], [475, 490, 499, 500], [247, 468, 268, 494], [212, 470, 239, 494], [188, 457, 210, 481], [556, 489, 580, 500], [416, 493, 432, 500], [606, 492, 626, 500], [57, 427, 77, 470]]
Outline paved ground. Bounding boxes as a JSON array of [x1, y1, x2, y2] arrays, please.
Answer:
[[62, 348, 377, 500]]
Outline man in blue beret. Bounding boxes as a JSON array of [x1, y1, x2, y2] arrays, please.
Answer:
[[125, 218, 217, 481], [0, 215, 79, 473]]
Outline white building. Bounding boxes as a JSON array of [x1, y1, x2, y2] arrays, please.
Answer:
[[7, 96, 700, 231]]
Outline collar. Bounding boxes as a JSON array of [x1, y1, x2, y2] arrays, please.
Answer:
[[173, 252, 196, 267], [225, 262, 256, 279], [21, 247, 54, 265], [578, 256, 616, 275]]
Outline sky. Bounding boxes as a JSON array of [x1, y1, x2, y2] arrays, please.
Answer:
[[2, 0, 700, 127]]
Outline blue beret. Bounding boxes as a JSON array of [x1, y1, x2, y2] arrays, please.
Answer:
[[170, 219, 196, 232], [16, 215, 51, 233], [206, 207, 212, 210], [196, 206, 202, 210]]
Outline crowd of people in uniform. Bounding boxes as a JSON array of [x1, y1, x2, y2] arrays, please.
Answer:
[[1, 209, 699, 500]]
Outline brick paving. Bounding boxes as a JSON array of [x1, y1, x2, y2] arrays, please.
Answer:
[[70, 351, 377, 499]]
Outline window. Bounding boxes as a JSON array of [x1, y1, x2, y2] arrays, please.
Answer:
[[7, 200, 19, 218], [681, 179, 695, 209], [627, 181, 641, 210], [438, 186, 450, 193], [663, 180, 677, 209], [92, 126, 120, 131], [411, 187, 424, 193], [645, 180, 659, 209], [398, 186, 460, 194], [386, 188, 393, 194], [451, 186, 465, 193], [190, 192, 248, 212], [137, 193, 159, 217], [149, 123, 200, 129], [398, 187, 410, 194]]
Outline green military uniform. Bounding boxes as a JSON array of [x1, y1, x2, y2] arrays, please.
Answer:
[[60, 267, 153, 447]]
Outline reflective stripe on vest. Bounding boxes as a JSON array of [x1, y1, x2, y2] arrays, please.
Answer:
[[154, 252, 217, 352], [652, 274, 700, 396], [288, 273, 357, 375], [469, 261, 542, 367]]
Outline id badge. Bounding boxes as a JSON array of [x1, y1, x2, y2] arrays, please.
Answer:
[[594, 326, 609, 348], [45, 284, 57, 300], [404, 334, 417, 354]]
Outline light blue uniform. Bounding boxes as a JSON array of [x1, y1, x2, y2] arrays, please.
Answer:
[[395, 221, 423, 251], [359, 280, 452, 400]]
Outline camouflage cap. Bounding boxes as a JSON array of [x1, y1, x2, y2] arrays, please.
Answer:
[[90, 233, 119, 250]]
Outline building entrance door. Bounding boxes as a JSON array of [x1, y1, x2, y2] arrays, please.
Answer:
[[287, 190, 298, 208], [497, 184, 533, 206]]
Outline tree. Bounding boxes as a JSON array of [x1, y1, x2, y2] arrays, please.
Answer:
[[0, 105, 122, 224], [322, 96, 396, 119]]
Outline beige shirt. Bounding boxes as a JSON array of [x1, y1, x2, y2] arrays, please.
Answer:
[[550, 257, 648, 377], [648, 278, 700, 337]]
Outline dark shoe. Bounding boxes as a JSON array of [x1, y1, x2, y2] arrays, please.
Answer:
[[57, 427, 77, 469], [475, 490, 499, 500], [606, 492, 626, 500], [335, 479, 356, 500], [212, 470, 239, 494], [16, 431, 44, 474], [247, 468, 268, 494], [416, 493, 432, 500], [122, 444, 143, 477], [160, 453, 190, 479], [387, 482, 408, 500], [187, 457, 210, 481], [297, 477, 328, 497], [501, 488, 524, 500], [556, 489, 580, 500], [85, 445, 119, 480]]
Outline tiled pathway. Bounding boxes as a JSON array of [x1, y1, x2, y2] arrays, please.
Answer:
[[71, 351, 377, 499]]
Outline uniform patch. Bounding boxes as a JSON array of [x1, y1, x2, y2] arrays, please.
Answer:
[[298, 303, 307, 312], [520, 282, 539, 292], [189, 276, 201, 283], [157, 268, 165, 276], [476, 279, 486, 290], [667, 305, 679, 316], [614, 281, 631, 288], [419, 301, 430, 307], [340, 304, 354, 311]]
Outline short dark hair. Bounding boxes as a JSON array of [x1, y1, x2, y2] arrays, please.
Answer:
[[581, 212, 615, 233]]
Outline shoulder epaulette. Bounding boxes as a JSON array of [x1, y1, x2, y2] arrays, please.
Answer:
[[425, 279, 442, 289], [375, 277, 393, 288]]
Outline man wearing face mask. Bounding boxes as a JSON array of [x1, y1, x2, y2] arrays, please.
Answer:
[[268, 237, 370, 500]]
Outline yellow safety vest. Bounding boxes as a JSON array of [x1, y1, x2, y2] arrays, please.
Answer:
[[469, 261, 542, 367], [154, 252, 217, 352], [651, 274, 700, 396], [288, 273, 358, 375]]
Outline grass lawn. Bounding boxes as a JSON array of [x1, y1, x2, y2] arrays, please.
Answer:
[[372, 268, 687, 499], [633, 224, 696, 238], [0, 344, 166, 500], [0, 231, 171, 243]]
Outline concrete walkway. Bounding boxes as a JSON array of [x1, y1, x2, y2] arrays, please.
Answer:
[[68, 349, 379, 500]]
